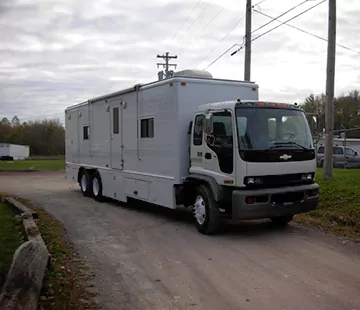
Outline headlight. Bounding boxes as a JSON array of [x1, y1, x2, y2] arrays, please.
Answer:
[[244, 177, 263, 185], [301, 173, 313, 181]]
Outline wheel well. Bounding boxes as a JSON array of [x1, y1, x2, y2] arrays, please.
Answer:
[[176, 179, 216, 207]]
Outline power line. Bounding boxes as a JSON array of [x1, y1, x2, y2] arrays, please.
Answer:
[[254, 9, 360, 55], [178, 5, 225, 62], [252, 0, 309, 34], [199, 6, 225, 35], [176, 1, 212, 45], [198, 13, 246, 68], [203, 0, 326, 69], [253, 0, 269, 6], [203, 43, 243, 71], [251, 0, 326, 43], [172, 0, 202, 41]]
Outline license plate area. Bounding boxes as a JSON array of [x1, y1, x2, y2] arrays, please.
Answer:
[[272, 191, 304, 204]]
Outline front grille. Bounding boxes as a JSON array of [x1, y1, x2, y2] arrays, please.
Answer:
[[245, 173, 312, 189], [263, 173, 303, 186]]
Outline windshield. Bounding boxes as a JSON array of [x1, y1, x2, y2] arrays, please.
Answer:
[[235, 107, 314, 150]]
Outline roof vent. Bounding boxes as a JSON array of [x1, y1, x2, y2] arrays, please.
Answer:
[[173, 69, 213, 79]]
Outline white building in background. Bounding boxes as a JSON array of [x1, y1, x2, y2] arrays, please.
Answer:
[[0, 143, 30, 160]]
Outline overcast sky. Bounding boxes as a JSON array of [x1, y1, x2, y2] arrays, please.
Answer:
[[0, 0, 359, 124]]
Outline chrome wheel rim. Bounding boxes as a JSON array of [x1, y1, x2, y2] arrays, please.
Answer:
[[80, 174, 87, 192], [93, 178, 100, 196], [194, 195, 206, 225]]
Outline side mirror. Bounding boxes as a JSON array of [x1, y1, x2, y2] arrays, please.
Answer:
[[204, 113, 213, 135], [355, 151, 358, 156]]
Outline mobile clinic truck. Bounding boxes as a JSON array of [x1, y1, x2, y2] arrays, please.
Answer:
[[65, 69, 319, 234]]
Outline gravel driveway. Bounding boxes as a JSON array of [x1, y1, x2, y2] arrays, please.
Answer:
[[1, 171, 359, 310]]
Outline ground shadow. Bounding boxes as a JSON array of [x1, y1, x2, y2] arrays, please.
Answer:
[[96, 195, 300, 238]]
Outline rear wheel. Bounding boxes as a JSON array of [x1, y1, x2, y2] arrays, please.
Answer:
[[79, 170, 92, 197], [91, 171, 104, 201], [270, 215, 294, 226], [193, 185, 221, 235]]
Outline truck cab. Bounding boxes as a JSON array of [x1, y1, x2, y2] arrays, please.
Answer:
[[185, 99, 319, 234]]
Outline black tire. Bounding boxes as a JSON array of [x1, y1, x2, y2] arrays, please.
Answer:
[[79, 170, 93, 197], [270, 215, 294, 226], [91, 171, 104, 202], [193, 184, 221, 235]]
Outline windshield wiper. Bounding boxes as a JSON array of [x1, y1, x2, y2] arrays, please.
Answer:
[[269, 142, 310, 150]]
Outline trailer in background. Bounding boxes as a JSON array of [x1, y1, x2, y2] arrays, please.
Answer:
[[0, 143, 30, 160]]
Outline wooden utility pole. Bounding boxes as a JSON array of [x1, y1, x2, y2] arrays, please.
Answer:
[[323, 0, 336, 180], [244, 0, 252, 81], [157, 52, 178, 80]]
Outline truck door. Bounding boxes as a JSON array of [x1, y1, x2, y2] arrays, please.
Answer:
[[110, 100, 124, 170], [190, 110, 234, 180], [204, 110, 234, 176]]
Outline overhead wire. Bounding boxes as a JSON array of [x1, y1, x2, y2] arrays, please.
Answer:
[[253, 9, 360, 55], [253, 0, 269, 6], [202, 43, 243, 71], [251, 0, 326, 43], [202, 0, 326, 69], [198, 5, 225, 35], [198, 13, 246, 69], [177, 4, 226, 61], [176, 1, 213, 45], [172, 0, 202, 41], [252, 0, 310, 34]]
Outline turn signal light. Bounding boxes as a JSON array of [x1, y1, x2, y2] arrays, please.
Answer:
[[308, 190, 318, 197], [246, 196, 254, 204]]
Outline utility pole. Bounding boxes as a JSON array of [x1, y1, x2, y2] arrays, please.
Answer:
[[244, 0, 252, 81], [323, 0, 336, 180], [157, 52, 178, 80]]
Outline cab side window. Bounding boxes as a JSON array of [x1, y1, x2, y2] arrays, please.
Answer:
[[334, 147, 343, 155], [193, 115, 203, 146]]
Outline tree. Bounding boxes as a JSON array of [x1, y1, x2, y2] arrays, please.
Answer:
[[0, 116, 65, 155], [301, 90, 360, 138]]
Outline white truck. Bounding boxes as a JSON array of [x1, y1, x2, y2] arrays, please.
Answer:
[[65, 69, 319, 234], [0, 143, 30, 160]]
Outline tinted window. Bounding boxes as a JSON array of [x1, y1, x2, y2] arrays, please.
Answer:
[[334, 147, 343, 155], [209, 111, 234, 174], [141, 118, 154, 138], [346, 148, 356, 156], [318, 146, 324, 154], [193, 115, 203, 146], [235, 107, 313, 150], [83, 126, 89, 140], [113, 107, 119, 134]]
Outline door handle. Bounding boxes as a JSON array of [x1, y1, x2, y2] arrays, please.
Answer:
[[205, 153, 212, 159]]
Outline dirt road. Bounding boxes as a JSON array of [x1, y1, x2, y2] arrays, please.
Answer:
[[0, 171, 359, 310]]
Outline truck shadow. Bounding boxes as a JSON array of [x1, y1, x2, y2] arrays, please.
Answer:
[[104, 196, 298, 238]]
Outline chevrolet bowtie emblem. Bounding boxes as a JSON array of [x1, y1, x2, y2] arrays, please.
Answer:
[[280, 154, 292, 160]]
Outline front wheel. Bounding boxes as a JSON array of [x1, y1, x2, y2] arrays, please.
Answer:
[[270, 215, 294, 226], [193, 185, 221, 235]]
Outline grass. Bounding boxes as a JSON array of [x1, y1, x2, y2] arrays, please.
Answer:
[[0, 195, 98, 309], [0, 159, 64, 171], [296, 168, 360, 241], [28, 155, 65, 160], [0, 201, 25, 289]]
